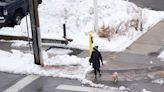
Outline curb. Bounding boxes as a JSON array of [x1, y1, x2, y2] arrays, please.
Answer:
[[0, 35, 70, 44]]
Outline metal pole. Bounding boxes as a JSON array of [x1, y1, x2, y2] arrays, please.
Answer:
[[63, 24, 66, 39], [25, 2, 32, 51], [34, 0, 43, 66], [29, 0, 43, 66], [94, 0, 98, 32], [25, 14, 32, 51]]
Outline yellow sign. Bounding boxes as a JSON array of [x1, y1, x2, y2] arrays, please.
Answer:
[[89, 32, 93, 57]]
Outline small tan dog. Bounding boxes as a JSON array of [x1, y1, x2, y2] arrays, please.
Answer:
[[112, 72, 118, 83]]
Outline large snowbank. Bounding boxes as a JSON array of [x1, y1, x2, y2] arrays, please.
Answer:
[[0, 0, 164, 51]]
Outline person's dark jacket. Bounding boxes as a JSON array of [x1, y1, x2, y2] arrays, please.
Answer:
[[90, 48, 103, 69]]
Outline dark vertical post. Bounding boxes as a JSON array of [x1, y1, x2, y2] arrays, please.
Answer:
[[29, 0, 43, 65], [63, 24, 66, 39]]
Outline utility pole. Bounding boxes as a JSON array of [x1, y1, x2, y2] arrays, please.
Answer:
[[29, 0, 43, 65], [94, 0, 98, 32]]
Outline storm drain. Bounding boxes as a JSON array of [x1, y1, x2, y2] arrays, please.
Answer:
[[148, 52, 159, 57]]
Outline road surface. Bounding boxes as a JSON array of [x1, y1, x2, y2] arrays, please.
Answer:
[[129, 0, 164, 10]]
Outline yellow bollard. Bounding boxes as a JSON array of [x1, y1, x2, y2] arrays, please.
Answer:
[[89, 32, 93, 57]]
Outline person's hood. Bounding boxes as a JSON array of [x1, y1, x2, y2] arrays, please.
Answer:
[[93, 46, 98, 51], [93, 47, 98, 52]]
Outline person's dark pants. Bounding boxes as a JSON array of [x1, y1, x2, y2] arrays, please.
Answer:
[[94, 68, 101, 77]]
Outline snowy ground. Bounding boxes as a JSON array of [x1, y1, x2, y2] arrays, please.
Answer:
[[0, 0, 164, 91], [0, 49, 122, 90], [158, 50, 164, 61], [152, 78, 164, 85], [0, 0, 164, 51], [142, 89, 151, 92]]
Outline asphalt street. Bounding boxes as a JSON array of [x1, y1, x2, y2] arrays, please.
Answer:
[[0, 72, 25, 92], [19, 76, 82, 92]]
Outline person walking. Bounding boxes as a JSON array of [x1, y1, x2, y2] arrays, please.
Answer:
[[89, 45, 103, 79]]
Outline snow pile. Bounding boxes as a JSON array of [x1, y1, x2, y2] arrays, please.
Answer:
[[119, 86, 130, 91], [46, 48, 72, 55], [152, 78, 164, 85], [0, 49, 91, 78], [158, 50, 164, 61], [0, 0, 164, 51], [11, 40, 29, 48], [43, 52, 84, 66], [0, 49, 123, 91], [142, 89, 151, 92]]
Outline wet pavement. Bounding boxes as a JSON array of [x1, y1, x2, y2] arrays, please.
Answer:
[[19, 76, 82, 92], [78, 21, 164, 92], [0, 72, 25, 92], [129, 0, 164, 10], [84, 50, 164, 92], [84, 51, 164, 79], [98, 78, 164, 92]]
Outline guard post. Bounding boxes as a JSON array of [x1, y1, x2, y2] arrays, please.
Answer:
[[89, 32, 93, 57], [63, 24, 66, 39]]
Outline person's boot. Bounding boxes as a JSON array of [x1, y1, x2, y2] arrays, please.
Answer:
[[99, 73, 102, 77]]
